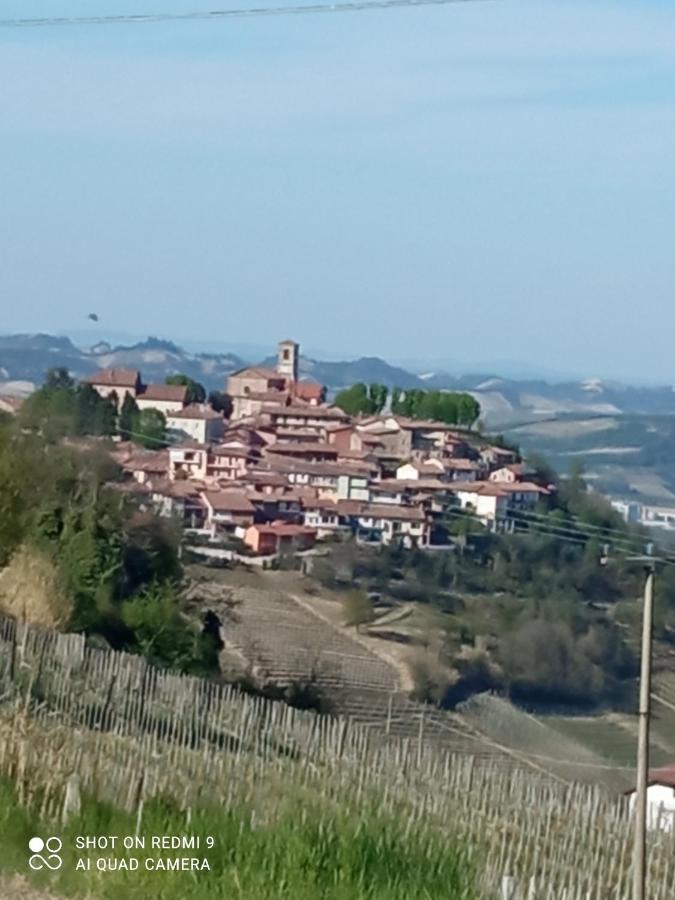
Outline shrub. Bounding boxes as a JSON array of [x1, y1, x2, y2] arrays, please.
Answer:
[[0, 545, 72, 628], [342, 591, 375, 629]]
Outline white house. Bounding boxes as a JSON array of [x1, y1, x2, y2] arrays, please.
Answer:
[[336, 472, 370, 502], [627, 766, 675, 832], [169, 443, 208, 481], [452, 484, 510, 525], [302, 498, 344, 536], [166, 404, 225, 444], [354, 504, 430, 548], [136, 383, 188, 415], [396, 461, 445, 481], [200, 490, 255, 536]]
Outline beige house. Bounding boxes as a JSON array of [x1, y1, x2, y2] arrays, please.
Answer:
[[355, 504, 430, 548], [85, 368, 141, 405], [136, 383, 188, 415], [227, 340, 324, 419], [166, 404, 225, 444], [200, 490, 256, 535]]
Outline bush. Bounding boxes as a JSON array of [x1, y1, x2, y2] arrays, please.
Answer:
[[499, 619, 604, 707], [0, 545, 72, 628], [408, 652, 453, 706], [342, 591, 375, 628]]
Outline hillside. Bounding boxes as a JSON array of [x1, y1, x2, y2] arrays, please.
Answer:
[[4, 333, 675, 427], [506, 413, 675, 505], [2, 613, 675, 898]]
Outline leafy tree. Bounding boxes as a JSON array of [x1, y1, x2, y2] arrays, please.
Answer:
[[132, 408, 167, 449], [121, 583, 217, 673], [74, 384, 116, 436], [19, 369, 117, 440], [44, 367, 75, 391], [342, 590, 375, 628], [368, 383, 388, 414], [208, 390, 233, 417], [118, 393, 138, 441], [165, 373, 206, 404], [389, 388, 480, 426], [499, 619, 604, 706], [334, 383, 388, 416]]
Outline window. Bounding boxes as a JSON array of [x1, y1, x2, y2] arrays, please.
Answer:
[[283, 349, 290, 360]]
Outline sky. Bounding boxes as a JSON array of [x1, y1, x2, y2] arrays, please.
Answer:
[[1, 0, 675, 381]]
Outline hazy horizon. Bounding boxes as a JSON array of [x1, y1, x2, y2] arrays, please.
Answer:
[[3, 326, 674, 386]]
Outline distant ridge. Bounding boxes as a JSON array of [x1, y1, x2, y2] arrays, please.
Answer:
[[2, 332, 675, 425]]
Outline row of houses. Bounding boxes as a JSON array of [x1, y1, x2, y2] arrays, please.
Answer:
[[93, 339, 553, 556]]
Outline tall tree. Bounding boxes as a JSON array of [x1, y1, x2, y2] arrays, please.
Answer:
[[44, 367, 75, 392], [132, 408, 167, 449], [118, 393, 138, 441], [208, 390, 233, 417], [165, 374, 206, 404], [334, 383, 388, 416]]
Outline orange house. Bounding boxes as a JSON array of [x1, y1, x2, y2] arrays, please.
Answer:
[[244, 523, 317, 555]]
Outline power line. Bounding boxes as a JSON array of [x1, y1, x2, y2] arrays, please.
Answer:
[[442, 505, 675, 568], [0, 0, 493, 29]]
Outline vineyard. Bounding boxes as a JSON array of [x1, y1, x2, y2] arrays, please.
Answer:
[[1, 614, 674, 897]]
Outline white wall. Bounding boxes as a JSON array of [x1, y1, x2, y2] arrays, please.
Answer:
[[136, 397, 185, 415], [629, 785, 675, 832], [396, 463, 419, 481], [166, 417, 207, 443]]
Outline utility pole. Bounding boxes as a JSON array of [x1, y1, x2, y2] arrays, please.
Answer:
[[631, 550, 656, 900]]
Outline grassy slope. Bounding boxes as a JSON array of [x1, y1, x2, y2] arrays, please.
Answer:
[[0, 781, 475, 900]]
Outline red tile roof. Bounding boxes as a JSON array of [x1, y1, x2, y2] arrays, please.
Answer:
[[294, 381, 324, 402], [646, 764, 675, 789], [266, 442, 338, 456], [230, 366, 285, 381], [250, 523, 317, 537], [85, 368, 140, 388], [495, 482, 550, 495], [202, 491, 255, 513], [139, 383, 188, 403], [168, 403, 222, 421], [264, 404, 349, 420], [359, 504, 426, 522], [444, 458, 481, 470]]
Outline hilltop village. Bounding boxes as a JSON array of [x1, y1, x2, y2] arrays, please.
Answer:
[[82, 340, 553, 557]]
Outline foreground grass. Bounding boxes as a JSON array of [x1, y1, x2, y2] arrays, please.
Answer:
[[0, 781, 476, 900]]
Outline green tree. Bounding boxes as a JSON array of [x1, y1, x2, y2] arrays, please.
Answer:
[[74, 384, 116, 436], [342, 590, 375, 629], [132, 408, 167, 449], [118, 393, 138, 440], [121, 583, 215, 672], [44, 367, 75, 391], [335, 383, 388, 416], [335, 383, 370, 415], [369, 383, 389, 414], [165, 373, 206, 404], [208, 390, 233, 417]]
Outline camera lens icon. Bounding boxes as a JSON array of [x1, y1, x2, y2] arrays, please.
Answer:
[[29, 836, 63, 871]]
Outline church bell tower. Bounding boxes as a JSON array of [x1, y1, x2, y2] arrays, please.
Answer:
[[277, 339, 299, 383]]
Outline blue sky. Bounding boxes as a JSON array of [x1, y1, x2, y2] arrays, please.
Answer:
[[1, 0, 675, 379]]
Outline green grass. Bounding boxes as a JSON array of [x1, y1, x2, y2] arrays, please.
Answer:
[[0, 780, 476, 900]]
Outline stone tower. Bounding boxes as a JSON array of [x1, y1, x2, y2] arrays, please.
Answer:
[[277, 339, 299, 383]]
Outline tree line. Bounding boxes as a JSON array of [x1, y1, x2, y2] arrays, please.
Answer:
[[334, 382, 480, 427], [0, 416, 219, 674], [17, 368, 232, 449]]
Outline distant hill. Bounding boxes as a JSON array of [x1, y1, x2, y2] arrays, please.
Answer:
[[3, 333, 675, 428]]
